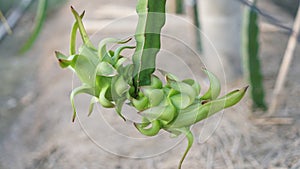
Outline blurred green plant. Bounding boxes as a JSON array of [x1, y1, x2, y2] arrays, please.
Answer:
[[20, 0, 47, 53], [176, 0, 203, 53], [0, 0, 17, 14], [0, 0, 66, 52], [0, 0, 34, 41], [55, 1, 247, 168], [176, 0, 184, 14], [191, 0, 202, 53], [242, 0, 267, 110]]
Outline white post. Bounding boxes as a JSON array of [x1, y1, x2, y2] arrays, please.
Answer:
[[199, 0, 242, 82]]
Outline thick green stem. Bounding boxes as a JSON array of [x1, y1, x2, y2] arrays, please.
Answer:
[[176, 0, 184, 14], [242, 1, 267, 110], [192, 0, 202, 53], [132, 0, 166, 95], [177, 128, 194, 169]]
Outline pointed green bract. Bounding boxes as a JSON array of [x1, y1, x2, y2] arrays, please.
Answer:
[[96, 62, 118, 77], [114, 76, 130, 96], [98, 85, 114, 108], [201, 68, 221, 100], [98, 38, 132, 59], [112, 45, 135, 62], [168, 86, 248, 129], [140, 105, 176, 123], [170, 94, 192, 110], [70, 85, 94, 122], [142, 88, 164, 107], [182, 79, 201, 96], [115, 97, 127, 121], [132, 95, 149, 111], [55, 51, 72, 68], [88, 97, 98, 116], [134, 120, 161, 136], [71, 7, 95, 49]]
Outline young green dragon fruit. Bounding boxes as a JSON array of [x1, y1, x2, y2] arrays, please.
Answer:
[[55, 7, 247, 169], [56, 7, 135, 121]]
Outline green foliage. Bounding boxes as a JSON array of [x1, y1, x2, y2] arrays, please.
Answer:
[[191, 0, 203, 53], [242, 1, 267, 110], [176, 0, 184, 14], [56, 4, 247, 169], [20, 0, 48, 53]]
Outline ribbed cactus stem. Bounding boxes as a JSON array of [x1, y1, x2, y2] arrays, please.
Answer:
[[242, 0, 267, 110], [132, 0, 167, 93]]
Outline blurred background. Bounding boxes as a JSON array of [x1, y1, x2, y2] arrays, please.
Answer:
[[0, 0, 299, 168]]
